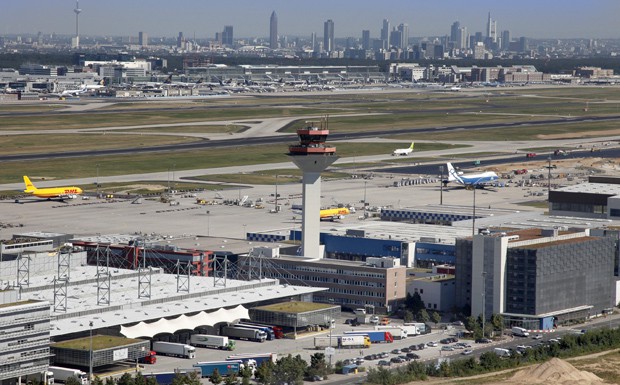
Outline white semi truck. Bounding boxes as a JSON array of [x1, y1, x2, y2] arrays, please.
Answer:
[[152, 341, 196, 359], [49, 366, 88, 385]]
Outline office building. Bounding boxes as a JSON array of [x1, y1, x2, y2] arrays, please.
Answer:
[[270, 11, 278, 49], [501, 30, 510, 50], [222, 25, 234, 46], [362, 30, 371, 50], [398, 23, 409, 49], [0, 290, 52, 384], [238, 252, 407, 313], [323, 19, 334, 52], [138, 31, 148, 47], [381, 19, 390, 42], [450, 22, 460, 45], [550, 176, 620, 219], [455, 229, 616, 330], [486, 12, 497, 44]]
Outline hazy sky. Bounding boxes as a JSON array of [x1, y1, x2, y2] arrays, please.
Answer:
[[3, 0, 620, 40]]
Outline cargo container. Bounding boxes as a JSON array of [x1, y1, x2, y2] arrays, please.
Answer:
[[221, 325, 267, 342], [343, 330, 394, 343], [226, 353, 277, 366], [314, 335, 370, 349], [374, 326, 407, 339], [193, 360, 243, 377], [49, 366, 88, 385]]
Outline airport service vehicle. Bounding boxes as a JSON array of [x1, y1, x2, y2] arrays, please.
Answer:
[[190, 334, 235, 350], [239, 321, 284, 339], [234, 323, 276, 340], [526, 153, 537, 158], [511, 326, 530, 337], [221, 325, 267, 342], [344, 330, 394, 343], [227, 352, 277, 366], [314, 335, 371, 349], [193, 361, 243, 377], [152, 341, 196, 359], [374, 326, 407, 339], [494, 348, 511, 357], [49, 366, 88, 385], [138, 350, 157, 364]]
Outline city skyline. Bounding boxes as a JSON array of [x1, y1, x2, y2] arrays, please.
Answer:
[[2, 0, 620, 40]]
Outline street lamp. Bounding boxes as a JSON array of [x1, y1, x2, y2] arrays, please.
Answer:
[[89, 320, 94, 384], [471, 185, 477, 237], [206, 210, 210, 237], [439, 165, 444, 205], [363, 181, 367, 219], [275, 174, 278, 212], [172, 163, 176, 190], [96, 164, 99, 196], [546, 156, 553, 199], [481, 272, 487, 338]]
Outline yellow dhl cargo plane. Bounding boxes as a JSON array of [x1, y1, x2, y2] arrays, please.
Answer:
[[23, 176, 83, 200]]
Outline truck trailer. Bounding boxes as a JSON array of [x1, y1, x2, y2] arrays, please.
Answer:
[[221, 325, 267, 342], [239, 321, 284, 339], [233, 324, 275, 340], [343, 330, 394, 343], [193, 361, 243, 377], [227, 352, 277, 366], [143, 369, 200, 385], [374, 326, 407, 339], [314, 335, 371, 349], [190, 334, 235, 350], [152, 341, 196, 359], [49, 366, 88, 385]]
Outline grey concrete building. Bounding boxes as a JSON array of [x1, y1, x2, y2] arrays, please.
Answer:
[[455, 228, 616, 329], [0, 291, 51, 385]]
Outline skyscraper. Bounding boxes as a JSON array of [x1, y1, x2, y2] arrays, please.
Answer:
[[139, 31, 148, 47], [362, 30, 370, 50], [270, 11, 278, 49], [72, 0, 81, 48], [450, 22, 460, 45], [397, 23, 409, 49], [486, 12, 497, 43], [323, 19, 334, 52], [222, 25, 233, 46], [381, 19, 390, 41]]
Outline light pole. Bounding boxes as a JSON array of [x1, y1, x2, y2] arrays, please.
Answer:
[[546, 156, 552, 199], [172, 163, 176, 191], [167, 167, 170, 192], [206, 210, 210, 237], [89, 320, 94, 384], [363, 181, 367, 219], [472, 185, 477, 237], [481, 272, 487, 338], [96, 164, 99, 196], [439, 165, 444, 205], [275, 174, 278, 212]]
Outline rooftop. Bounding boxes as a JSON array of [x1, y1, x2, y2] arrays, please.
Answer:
[[554, 182, 620, 196], [52, 335, 144, 351], [254, 301, 338, 314]]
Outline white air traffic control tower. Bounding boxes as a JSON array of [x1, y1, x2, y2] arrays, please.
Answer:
[[289, 120, 338, 257]]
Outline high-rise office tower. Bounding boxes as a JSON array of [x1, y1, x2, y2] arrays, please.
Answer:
[[362, 30, 370, 50], [270, 11, 278, 49], [139, 32, 148, 47], [311, 32, 316, 51], [486, 12, 497, 43], [323, 19, 334, 52], [381, 19, 390, 41], [222, 25, 233, 46], [450, 21, 460, 44], [458, 26, 468, 49], [398, 23, 409, 49], [177, 32, 184, 48], [501, 30, 510, 50]]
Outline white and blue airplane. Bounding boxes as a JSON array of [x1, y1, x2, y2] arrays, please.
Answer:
[[446, 162, 499, 187]]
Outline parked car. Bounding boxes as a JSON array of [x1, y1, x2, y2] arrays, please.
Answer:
[[378, 360, 391, 366], [441, 346, 455, 352], [531, 334, 543, 340], [475, 338, 492, 344], [391, 349, 402, 355], [417, 343, 427, 350], [399, 355, 412, 362], [364, 354, 377, 361], [462, 349, 474, 355], [378, 352, 389, 358], [401, 347, 411, 353], [427, 341, 438, 347], [406, 352, 420, 360], [390, 357, 404, 364]]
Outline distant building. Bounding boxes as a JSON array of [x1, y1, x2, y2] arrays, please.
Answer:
[[407, 272, 456, 313], [574, 66, 615, 78], [139, 31, 148, 47], [222, 25, 234, 46], [324, 19, 334, 52], [269, 11, 278, 49], [455, 228, 616, 329], [550, 176, 620, 219], [362, 30, 371, 50], [177, 32, 184, 48], [381, 19, 390, 46]]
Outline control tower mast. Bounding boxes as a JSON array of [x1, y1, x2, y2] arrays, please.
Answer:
[[73, 0, 81, 48], [289, 117, 338, 257]]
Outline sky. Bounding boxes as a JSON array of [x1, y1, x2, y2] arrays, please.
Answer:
[[2, 0, 620, 40]]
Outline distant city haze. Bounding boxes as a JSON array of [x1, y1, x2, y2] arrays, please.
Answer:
[[2, 0, 619, 39]]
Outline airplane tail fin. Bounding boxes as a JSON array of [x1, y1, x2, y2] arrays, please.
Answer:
[[409, 142, 415, 150], [23, 176, 37, 193], [446, 163, 459, 182]]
